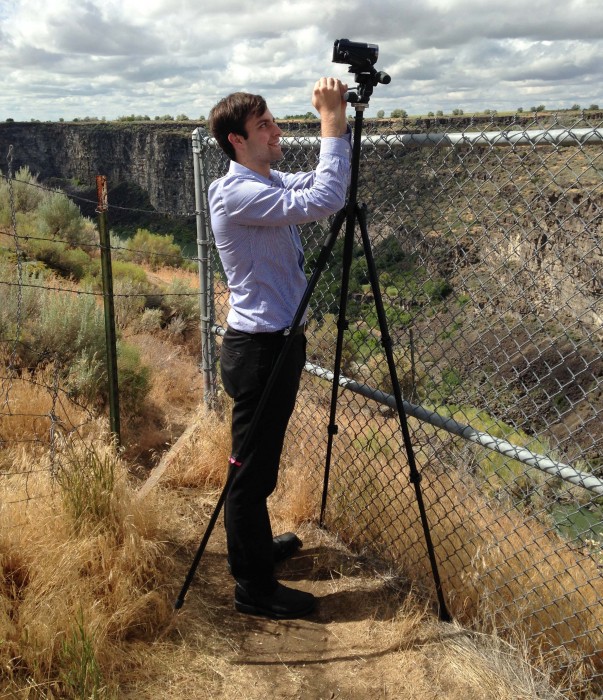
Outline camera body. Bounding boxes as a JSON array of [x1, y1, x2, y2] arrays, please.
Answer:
[[332, 39, 379, 71]]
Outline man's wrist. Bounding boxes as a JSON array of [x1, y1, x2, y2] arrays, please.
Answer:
[[320, 112, 347, 137]]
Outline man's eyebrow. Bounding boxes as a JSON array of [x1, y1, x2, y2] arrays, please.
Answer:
[[255, 116, 276, 126]]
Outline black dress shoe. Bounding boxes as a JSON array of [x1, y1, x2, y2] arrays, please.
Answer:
[[234, 582, 316, 620], [273, 532, 302, 563], [227, 533, 302, 574]]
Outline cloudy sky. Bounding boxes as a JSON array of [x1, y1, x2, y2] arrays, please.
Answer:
[[1, 0, 602, 122]]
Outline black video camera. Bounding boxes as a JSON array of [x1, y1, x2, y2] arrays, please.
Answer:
[[332, 39, 379, 71]]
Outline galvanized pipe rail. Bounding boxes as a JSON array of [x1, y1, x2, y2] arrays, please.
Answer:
[[306, 361, 603, 497], [195, 127, 603, 151]]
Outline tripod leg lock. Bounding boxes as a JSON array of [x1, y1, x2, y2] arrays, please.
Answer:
[[327, 424, 339, 436], [409, 471, 422, 485]]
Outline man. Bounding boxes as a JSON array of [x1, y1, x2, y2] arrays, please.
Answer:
[[208, 77, 351, 619]]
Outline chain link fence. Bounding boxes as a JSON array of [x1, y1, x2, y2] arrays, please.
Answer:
[[194, 112, 602, 695]]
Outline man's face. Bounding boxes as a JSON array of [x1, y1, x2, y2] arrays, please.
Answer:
[[234, 109, 283, 172]]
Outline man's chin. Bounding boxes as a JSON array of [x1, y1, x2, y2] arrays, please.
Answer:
[[270, 147, 284, 162]]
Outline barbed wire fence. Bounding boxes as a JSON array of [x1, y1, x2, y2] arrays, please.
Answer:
[[1, 111, 601, 696], [195, 112, 602, 695], [0, 144, 202, 520]]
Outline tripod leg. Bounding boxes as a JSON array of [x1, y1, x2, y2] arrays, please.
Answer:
[[319, 105, 367, 527], [356, 203, 452, 623], [319, 202, 357, 526]]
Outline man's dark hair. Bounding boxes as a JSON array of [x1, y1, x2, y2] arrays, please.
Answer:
[[209, 92, 267, 161]]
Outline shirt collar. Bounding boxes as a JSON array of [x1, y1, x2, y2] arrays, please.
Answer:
[[229, 159, 275, 186]]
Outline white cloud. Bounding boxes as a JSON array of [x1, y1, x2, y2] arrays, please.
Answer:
[[0, 0, 602, 121]]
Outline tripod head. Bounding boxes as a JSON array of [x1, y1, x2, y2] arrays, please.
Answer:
[[332, 38, 391, 107]]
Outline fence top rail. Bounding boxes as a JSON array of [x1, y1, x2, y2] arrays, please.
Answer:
[[304, 361, 603, 497], [192, 126, 603, 151]]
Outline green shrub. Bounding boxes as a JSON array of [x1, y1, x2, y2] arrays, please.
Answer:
[[0, 258, 46, 341], [37, 192, 88, 246], [115, 341, 151, 412], [120, 228, 184, 270], [0, 259, 108, 375], [66, 351, 106, 405], [135, 308, 163, 333], [0, 207, 37, 239], [0, 166, 47, 221], [166, 314, 187, 337], [66, 341, 151, 413], [24, 237, 93, 280], [161, 278, 198, 326], [31, 290, 106, 365], [113, 278, 147, 329], [350, 326, 381, 359], [82, 259, 149, 292], [110, 259, 149, 285], [423, 277, 453, 301]]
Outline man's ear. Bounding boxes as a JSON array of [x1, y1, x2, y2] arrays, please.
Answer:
[[228, 132, 245, 151]]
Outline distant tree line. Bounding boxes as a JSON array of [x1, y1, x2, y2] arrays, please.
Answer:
[[3, 104, 600, 124], [2, 115, 207, 123], [377, 104, 601, 119]]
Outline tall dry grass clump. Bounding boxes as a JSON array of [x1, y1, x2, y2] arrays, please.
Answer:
[[0, 372, 89, 452], [158, 402, 232, 491], [0, 433, 175, 699]]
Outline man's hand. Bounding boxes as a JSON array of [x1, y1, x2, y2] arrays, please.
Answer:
[[312, 77, 348, 137]]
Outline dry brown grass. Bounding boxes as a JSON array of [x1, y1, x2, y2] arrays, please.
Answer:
[[0, 434, 176, 698], [1, 292, 598, 697], [434, 628, 566, 699], [0, 400, 585, 699], [0, 370, 90, 451], [121, 331, 204, 464], [156, 402, 232, 491]]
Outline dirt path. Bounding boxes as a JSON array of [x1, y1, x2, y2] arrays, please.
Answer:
[[165, 521, 461, 700], [119, 487, 560, 700]]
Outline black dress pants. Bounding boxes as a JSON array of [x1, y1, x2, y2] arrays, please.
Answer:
[[220, 325, 306, 593]]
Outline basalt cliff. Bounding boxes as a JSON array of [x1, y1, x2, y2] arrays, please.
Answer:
[[0, 121, 202, 214]]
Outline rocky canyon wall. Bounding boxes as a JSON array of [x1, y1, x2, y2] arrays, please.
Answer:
[[0, 121, 200, 214]]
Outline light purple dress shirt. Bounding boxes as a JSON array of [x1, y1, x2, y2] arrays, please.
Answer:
[[208, 134, 352, 333]]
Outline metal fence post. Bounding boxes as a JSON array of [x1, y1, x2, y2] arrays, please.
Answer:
[[193, 128, 217, 407], [96, 175, 121, 444]]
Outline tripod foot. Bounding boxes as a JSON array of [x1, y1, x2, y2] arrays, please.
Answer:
[[438, 607, 453, 623]]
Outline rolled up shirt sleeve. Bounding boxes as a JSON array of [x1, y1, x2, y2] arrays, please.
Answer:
[[215, 135, 351, 227]]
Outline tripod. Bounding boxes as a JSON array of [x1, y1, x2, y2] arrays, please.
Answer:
[[176, 66, 451, 623]]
